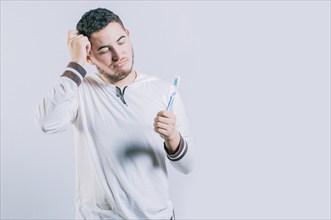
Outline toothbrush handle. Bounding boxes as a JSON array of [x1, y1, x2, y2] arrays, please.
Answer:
[[166, 92, 176, 111]]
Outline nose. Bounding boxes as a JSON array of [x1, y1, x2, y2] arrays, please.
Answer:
[[111, 47, 121, 62]]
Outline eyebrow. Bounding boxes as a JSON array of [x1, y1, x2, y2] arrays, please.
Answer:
[[97, 35, 126, 51]]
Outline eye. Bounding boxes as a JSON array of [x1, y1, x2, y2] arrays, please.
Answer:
[[118, 37, 126, 45], [98, 47, 110, 55]]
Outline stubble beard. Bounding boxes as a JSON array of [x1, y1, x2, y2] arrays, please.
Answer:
[[98, 65, 133, 83], [98, 50, 135, 84]]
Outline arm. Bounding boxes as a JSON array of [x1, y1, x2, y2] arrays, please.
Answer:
[[154, 92, 195, 175], [35, 30, 90, 133], [35, 62, 86, 133]]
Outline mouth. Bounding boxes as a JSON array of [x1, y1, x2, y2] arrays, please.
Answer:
[[113, 58, 128, 68]]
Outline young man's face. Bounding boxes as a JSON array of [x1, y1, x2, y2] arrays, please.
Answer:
[[90, 22, 134, 83]]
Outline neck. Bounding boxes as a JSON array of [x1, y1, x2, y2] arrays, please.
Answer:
[[101, 70, 137, 87]]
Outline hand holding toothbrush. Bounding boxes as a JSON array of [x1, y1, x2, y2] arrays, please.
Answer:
[[154, 76, 181, 154], [154, 110, 180, 154]]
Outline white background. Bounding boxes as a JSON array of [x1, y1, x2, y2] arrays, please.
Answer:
[[1, 1, 330, 219]]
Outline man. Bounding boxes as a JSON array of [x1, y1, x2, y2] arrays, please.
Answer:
[[36, 8, 194, 219]]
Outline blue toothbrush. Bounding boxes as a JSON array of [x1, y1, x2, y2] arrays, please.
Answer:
[[166, 76, 181, 111]]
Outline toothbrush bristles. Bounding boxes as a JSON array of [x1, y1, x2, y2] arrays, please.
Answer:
[[174, 76, 181, 87]]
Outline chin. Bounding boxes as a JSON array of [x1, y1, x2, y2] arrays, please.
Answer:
[[99, 68, 131, 83], [97, 59, 134, 82]]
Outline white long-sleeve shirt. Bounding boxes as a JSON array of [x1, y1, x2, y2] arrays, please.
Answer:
[[36, 62, 194, 219]]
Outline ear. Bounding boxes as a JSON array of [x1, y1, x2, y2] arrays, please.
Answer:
[[126, 29, 130, 37], [87, 54, 96, 65]]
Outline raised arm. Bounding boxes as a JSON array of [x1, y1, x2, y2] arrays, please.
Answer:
[[36, 30, 90, 133]]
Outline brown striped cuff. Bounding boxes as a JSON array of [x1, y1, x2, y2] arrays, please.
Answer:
[[61, 62, 87, 86], [164, 134, 188, 161]]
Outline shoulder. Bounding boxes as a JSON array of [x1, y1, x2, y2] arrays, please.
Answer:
[[134, 72, 172, 92], [80, 64, 107, 87]]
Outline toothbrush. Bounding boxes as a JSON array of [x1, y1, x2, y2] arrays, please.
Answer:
[[166, 76, 181, 111]]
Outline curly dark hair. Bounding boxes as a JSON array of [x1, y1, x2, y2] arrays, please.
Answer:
[[76, 8, 125, 40]]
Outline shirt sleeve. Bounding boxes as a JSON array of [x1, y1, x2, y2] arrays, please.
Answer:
[[164, 87, 195, 174], [35, 62, 87, 134]]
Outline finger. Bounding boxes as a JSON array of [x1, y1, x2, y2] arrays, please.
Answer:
[[154, 127, 166, 139], [77, 35, 90, 44], [154, 121, 171, 130], [68, 29, 78, 37], [157, 110, 169, 117], [154, 127, 173, 140], [154, 116, 173, 125], [69, 35, 90, 49], [157, 110, 176, 120], [154, 126, 168, 136], [67, 30, 79, 43], [74, 34, 87, 40], [155, 116, 176, 128], [68, 34, 87, 47], [154, 121, 175, 139]]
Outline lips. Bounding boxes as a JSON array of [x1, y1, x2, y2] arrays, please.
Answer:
[[113, 58, 128, 68]]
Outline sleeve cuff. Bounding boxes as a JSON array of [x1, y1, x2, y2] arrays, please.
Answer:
[[61, 62, 87, 86], [164, 134, 188, 161]]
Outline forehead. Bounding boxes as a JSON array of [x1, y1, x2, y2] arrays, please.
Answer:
[[90, 22, 126, 45]]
